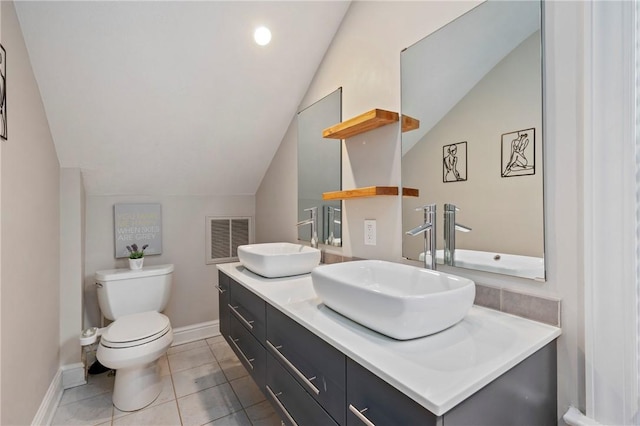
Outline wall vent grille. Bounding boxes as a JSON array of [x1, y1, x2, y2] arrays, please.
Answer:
[[206, 216, 251, 264]]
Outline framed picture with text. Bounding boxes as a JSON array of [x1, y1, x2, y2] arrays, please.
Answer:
[[114, 203, 162, 258]]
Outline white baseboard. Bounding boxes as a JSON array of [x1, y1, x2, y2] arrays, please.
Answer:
[[61, 362, 86, 390], [171, 320, 219, 346], [31, 368, 64, 426]]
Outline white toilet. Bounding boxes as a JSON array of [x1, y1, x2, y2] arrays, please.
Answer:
[[94, 264, 174, 412]]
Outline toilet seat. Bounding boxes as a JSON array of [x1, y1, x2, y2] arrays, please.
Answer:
[[101, 312, 171, 349]]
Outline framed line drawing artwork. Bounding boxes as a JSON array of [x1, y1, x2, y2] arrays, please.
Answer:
[[1, 44, 6, 141], [501, 128, 535, 177], [443, 141, 467, 183]]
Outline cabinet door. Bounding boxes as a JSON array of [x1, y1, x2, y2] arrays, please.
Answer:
[[229, 278, 266, 342], [229, 314, 266, 390], [266, 352, 339, 426], [346, 359, 437, 426], [217, 271, 230, 339], [266, 305, 346, 425]]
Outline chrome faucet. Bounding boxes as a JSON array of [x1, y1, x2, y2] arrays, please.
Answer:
[[296, 207, 318, 249], [443, 203, 472, 266], [406, 204, 437, 270], [326, 206, 341, 246]]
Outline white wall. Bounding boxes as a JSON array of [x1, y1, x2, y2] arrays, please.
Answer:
[[60, 168, 85, 367], [255, 1, 586, 422], [256, 118, 299, 244], [84, 194, 254, 330], [0, 1, 61, 424]]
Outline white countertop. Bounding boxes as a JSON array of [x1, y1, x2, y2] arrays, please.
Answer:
[[217, 262, 561, 416]]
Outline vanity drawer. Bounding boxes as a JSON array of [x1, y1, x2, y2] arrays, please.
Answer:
[[266, 352, 339, 426], [228, 314, 266, 390], [266, 305, 345, 425], [229, 278, 266, 342], [216, 271, 230, 339], [346, 358, 436, 426]]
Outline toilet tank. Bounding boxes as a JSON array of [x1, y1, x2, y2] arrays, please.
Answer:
[[95, 264, 174, 320]]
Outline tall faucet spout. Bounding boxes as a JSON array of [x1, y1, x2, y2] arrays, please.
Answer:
[[296, 207, 318, 249], [444, 203, 471, 265], [406, 204, 437, 270], [406, 222, 431, 236]]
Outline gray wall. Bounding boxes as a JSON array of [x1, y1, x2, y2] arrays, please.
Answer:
[[84, 194, 254, 330], [1, 1, 61, 423], [60, 169, 85, 368]]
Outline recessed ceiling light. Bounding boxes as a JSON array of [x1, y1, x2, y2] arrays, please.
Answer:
[[254, 26, 271, 46]]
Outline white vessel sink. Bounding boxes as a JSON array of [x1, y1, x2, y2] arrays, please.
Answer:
[[237, 243, 321, 278], [311, 260, 475, 340]]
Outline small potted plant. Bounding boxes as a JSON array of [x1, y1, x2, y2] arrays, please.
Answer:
[[126, 243, 148, 270]]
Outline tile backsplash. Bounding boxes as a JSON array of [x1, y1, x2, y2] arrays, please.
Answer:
[[474, 284, 561, 327]]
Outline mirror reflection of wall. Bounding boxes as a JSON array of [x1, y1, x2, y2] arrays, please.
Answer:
[[401, 1, 545, 280], [298, 88, 342, 246]]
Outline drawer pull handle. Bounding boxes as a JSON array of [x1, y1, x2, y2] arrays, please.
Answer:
[[228, 335, 254, 370], [349, 404, 375, 426], [214, 285, 226, 294], [228, 304, 254, 330], [266, 385, 299, 426], [266, 340, 320, 396]]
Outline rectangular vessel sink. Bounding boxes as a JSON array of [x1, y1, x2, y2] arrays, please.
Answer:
[[311, 260, 475, 340], [237, 242, 321, 278]]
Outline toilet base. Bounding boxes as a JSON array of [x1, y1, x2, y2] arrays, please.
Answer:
[[112, 360, 162, 412]]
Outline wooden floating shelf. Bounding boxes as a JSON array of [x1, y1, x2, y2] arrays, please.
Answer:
[[323, 109, 399, 139], [402, 187, 420, 197], [401, 115, 420, 132], [322, 186, 419, 200]]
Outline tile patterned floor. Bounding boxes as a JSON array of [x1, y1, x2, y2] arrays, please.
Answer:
[[52, 336, 282, 426]]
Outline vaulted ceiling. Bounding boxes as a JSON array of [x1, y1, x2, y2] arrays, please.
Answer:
[[15, 1, 350, 196]]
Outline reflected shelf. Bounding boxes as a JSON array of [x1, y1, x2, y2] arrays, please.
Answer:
[[401, 115, 420, 132], [323, 186, 419, 200]]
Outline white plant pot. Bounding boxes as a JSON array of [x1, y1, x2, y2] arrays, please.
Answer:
[[129, 258, 144, 270]]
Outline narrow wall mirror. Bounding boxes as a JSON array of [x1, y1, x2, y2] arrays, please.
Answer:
[[401, 1, 545, 280], [298, 88, 342, 246]]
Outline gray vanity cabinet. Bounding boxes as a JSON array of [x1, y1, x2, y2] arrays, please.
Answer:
[[217, 271, 557, 426], [229, 314, 266, 389], [347, 342, 557, 426], [223, 276, 267, 391], [216, 271, 230, 339], [228, 278, 267, 343], [346, 358, 437, 426], [266, 352, 339, 426], [266, 304, 346, 425]]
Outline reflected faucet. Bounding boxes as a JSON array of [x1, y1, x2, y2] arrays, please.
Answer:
[[296, 207, 318, 249], [443, 203, 472, 266], [326, 207, 341, 246], [406, 204, 437, 270]]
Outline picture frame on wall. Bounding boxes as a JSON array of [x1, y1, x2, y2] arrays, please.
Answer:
[[1, 44, 7, 141], [114, 203, 163, 258], [442, 141, 467, 183], [501, 128, 535, 178]]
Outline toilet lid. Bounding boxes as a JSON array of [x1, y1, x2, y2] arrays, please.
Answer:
[[101, 312, 170, 348]]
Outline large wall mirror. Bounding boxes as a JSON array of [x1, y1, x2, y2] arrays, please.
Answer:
[[298, 88, 342, 246], [401, 1, 545, 280]]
